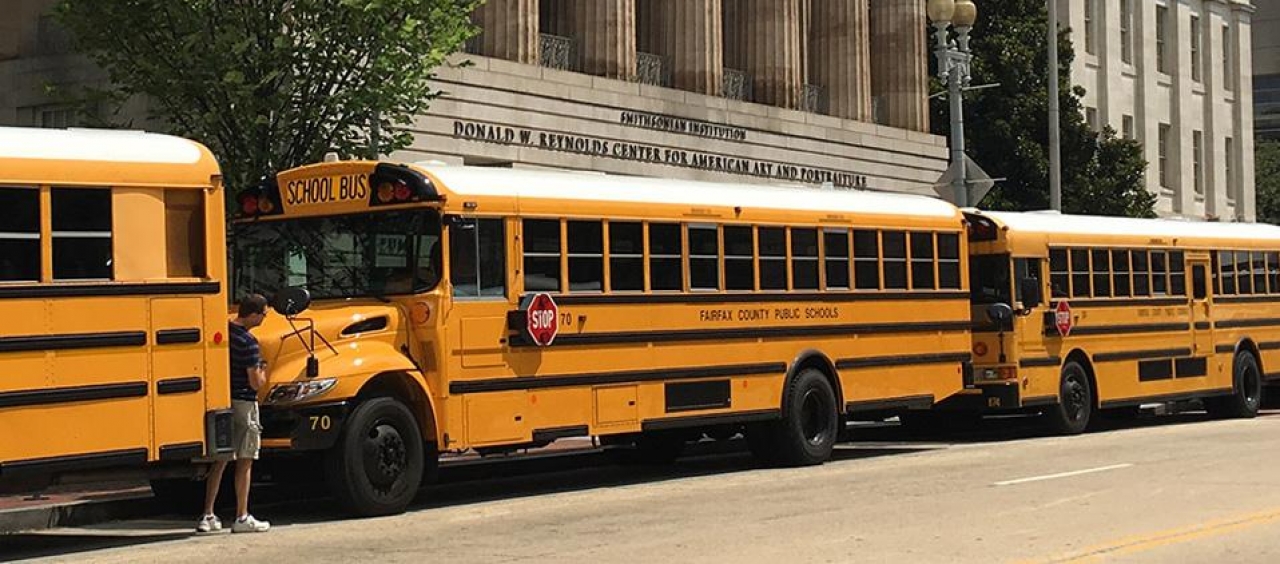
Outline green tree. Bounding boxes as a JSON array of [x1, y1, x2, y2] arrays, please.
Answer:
[[1257, 140, 1280, 225], [931, 0, 1156, 217], [56, 0, 479, 210]]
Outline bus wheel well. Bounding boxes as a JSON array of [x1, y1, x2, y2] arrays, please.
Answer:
[[1066, 349, 1098, 407], [1236, 339, 1262, 374], [788, 351, 842, 408], [356, 372, 437, 443]]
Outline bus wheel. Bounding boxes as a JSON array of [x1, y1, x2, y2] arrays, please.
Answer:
[[325, 397, 424, 517], [1044, 361, 1093, 435], [749, 368, 838, 467], [1206, 352, 1262, 419]]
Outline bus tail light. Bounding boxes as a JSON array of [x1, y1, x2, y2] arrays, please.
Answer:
[[973, 342, 989, 357]]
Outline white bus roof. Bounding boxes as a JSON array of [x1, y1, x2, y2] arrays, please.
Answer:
[[977, 210, 1280, 242], [0, 127, 206, 164], [418, 164, 960, 220]]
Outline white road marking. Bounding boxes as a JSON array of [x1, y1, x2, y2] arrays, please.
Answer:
[[993, 463, 1133, 486]]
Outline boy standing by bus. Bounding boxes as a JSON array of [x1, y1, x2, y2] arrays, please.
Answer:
[[198, 294, 271, 533]]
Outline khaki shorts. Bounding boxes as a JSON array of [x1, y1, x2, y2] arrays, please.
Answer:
[[229, 399, 261, 461]]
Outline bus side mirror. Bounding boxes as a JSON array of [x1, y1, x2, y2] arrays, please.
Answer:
[[1019, 278, 1043, 309], [986, 303, 1014, 328], [272, 286, 312, 317]]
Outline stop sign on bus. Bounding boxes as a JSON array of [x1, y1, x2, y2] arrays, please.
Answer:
[[1054, 300, 1073, 337], [524, 293, 559, 346]]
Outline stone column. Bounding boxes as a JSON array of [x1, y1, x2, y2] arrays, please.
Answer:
[[563, 0, 637, 80], [471, 0, 540, 64], [641, 0, 723, 95], [742, 0, 802, 108], [870, 0, 929, 131], [810, 0, 872, 120]]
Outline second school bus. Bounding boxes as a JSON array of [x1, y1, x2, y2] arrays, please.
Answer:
[[956, 210, 1280, 434], [231, 160, 973, 515]]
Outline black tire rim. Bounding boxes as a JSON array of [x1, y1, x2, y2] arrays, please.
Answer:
[[1063, 373, 1090, 423], [800, 388, 833, 446], [361, 420, 408, 492], [1244, 363, 1262, 409]]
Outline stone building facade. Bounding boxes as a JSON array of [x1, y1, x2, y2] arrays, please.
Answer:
[[1254, 0, 1279, 140], [1060, 0, 1257, 221]]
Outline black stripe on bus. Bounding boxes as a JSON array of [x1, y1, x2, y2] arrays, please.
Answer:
[[0, 382, 149, 409], [1260, 341, 1280, 351], [1216, 344, 1237, 354], [1059, 298, 1188, 308], [448, 362, 786, 394], [531, 425, 590, 444], [1215, 296, 1280, 304], [520, 320, 974, 348], [1100, 388, 1233, 409], [158, 442, 205, 462], [1019, 356, 1062, 368], [155, 328, 201, 345], [1195, 321, 1212, 330], [845, 394, 934, 413], [1175, 357, 1208, 378], [0, 281, 220, 300], [641, 409, 780, 432], [551, 290, 970, 306], [1216, 317, 1280, 329], [1138, 359, 1173, 381], [834, 352, 969, 370], [156, 377, 203, 395], [1094, 348, 1193, 363], [0, 448, 149, 478], [1046, 322, 1190, 337], [665, 380, 732, 412], [0, 331, 147, 353]]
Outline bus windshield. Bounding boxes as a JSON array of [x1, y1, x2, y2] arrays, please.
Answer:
[[970, 253, 1012, 305], [232, 211, 442, 300]]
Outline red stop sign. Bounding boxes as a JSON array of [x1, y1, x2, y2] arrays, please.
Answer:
[[1054, 300, 1073, 337], [525, 293, 559, 346]]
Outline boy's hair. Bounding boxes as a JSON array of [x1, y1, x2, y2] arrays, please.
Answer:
[[238, 294, 269, 318]]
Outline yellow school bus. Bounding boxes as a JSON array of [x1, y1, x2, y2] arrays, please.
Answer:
[[955, 210, 1280, 434], [0, 127, 232, 489], [231, 159, 973, 515]]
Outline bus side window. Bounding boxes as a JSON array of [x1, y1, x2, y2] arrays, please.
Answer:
[[688, 224, 720, 291], [608, 221, 644, 292], [649, 222, 682, 291], [1070, 248, 1091, 297], [567, 221, 602, 293], [452, 218, 506, 298], [0, 187, 40, 282], [523, 219, 561, 292], [1218, 250, 1236, 295], [1151, 251, 1168, 295], [52, 187, 113, 280], [1013, 258, 1040, 302], [724, 225, 754, 291], [759, 227, 787, 290], [1132, 250, 1151, 296], [909, 232, 935, 290], [852, 230, 880, 290], [1192, 265, 1207, 300], [881, 231, 907, 290], [1049, 248, 1069, 298], [1169, 251, 1186, 295], [937, 233, 961, 290], [791, 228, 819, 290]]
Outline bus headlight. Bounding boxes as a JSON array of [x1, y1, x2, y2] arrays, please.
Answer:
[[266, 378, 337, 404]]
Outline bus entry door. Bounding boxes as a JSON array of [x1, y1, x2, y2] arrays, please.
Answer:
[[1188, 259, 1214, 361]]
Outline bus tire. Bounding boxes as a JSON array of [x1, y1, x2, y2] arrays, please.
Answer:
[[1043, 361, 1093, 435], [325, 397, 424, 517], [749, 368, 838, 467], [1205, 352, 1262, 419]]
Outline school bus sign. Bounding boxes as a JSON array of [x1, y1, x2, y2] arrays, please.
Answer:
[[523, 293, 559, 346]]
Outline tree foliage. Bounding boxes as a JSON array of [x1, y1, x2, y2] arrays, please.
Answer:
[[1256, 140, 1280, 225], [930, 0, 1156, 217], [56, 0, 479, 208]]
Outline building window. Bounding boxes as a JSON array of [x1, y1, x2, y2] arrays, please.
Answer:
[[522, 219, 561, 292], [1192, 131, 1204, 196], [1223, 25, 1233, 91], [1085, 107, 1099, 132], [0, 187, 41, 282], [1156, 6, 1169, 75], [759, 227, 787, 290], [567, 221, 603, 292], [1158, 124, 1171, 189], [1122, 115, 1135, 140], [1084, 0, 1097, 56], [648, 223, 683, 291], [608, 222, 644, 292], [1225, 137, 1236, 202], [724, 225, 754, 291], [52, 188, 113, 281], [1120, 0, 1134, 64], [687, 224, 720, 291], [1190, 16, 1202, 83]]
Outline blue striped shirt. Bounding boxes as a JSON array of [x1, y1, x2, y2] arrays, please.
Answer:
[[228, 322, 261, 401]]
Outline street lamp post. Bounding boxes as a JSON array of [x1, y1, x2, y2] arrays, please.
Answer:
[[928, 0, 978, 208]]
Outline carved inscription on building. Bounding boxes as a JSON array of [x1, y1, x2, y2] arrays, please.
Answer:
[[452, 120, 869, 189], [619, 111, 748, 142]]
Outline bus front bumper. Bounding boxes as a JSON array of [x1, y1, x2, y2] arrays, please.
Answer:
[[259, 401, 350, 451]]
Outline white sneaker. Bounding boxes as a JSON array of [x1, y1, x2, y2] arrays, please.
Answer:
[[231, 514, 270, 533], [196, 514, 222, 533]]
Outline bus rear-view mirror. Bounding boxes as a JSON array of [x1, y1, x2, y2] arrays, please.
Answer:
[[272, 286, 312, 317]]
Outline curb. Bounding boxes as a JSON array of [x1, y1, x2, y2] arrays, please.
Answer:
[[0, 493, 157, 534]]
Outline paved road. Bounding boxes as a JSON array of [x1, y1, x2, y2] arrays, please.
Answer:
[[4, 411, 1280, 563]]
